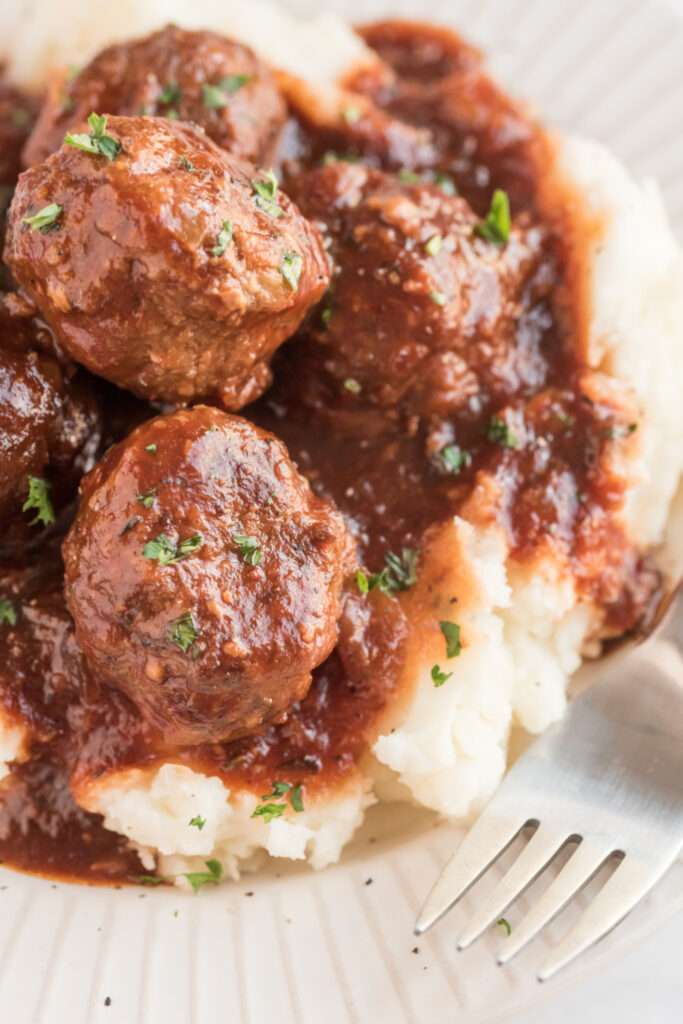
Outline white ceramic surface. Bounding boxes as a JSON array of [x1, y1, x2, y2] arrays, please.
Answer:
[[3, 2, 683, 1021]]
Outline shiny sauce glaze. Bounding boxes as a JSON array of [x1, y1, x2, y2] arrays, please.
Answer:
[[0, 21, 660, 882]]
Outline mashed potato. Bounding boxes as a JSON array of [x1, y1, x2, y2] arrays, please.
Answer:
[[2, 0, 682, 886]]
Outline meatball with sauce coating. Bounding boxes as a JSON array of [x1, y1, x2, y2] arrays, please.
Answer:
[[0, 321, 101, 553], [290, 161, 556, 418], [63, 406, 353, 747], [23, 25, 287, 168], [5, 116, 330, 408]]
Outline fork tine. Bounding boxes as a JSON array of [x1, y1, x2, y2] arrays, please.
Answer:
[[497, 838, 612, 965], [414, 812, 525, 935], [538, 852, 677, 981], [456, 823, 567, 950]]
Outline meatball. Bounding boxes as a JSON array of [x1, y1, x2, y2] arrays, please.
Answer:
[[5, 116, 330, 408], [23, 25, 287, 168], [289, 162, 556, 418], [63, 406, 353, 746], [0, 318, 101, 553]]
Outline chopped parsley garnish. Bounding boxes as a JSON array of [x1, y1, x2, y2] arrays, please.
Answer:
[[439, 620, 462, 659], [252, 780, 305, 821], [252, 171, 283, 218], [158, 82, 181, 106], [0, 599, 17, 626], [183, 858, 223, 893], [356, 570, 369, 595], [431, 664, 452, 687], [145, 443, 157, 454], [342, 105, 361, 124], [602, 422, 639, 441], [143, 533, 203, 565], [22, 476, 55, 526], [321, 151, 360, 166], [343, 377, 362, 394], [252, 802, 286, 823], [136, 875, 165, 886], [202, 75, 250, 108], [384, 548, 418, 592], [281, 251, 303, 290], [169, 612, 199, 653], [425, 234, 443, 256], [22, 202, 62, 233], [321, 302, 333, 327], [64, 111, 121, 161], [233, 534, 262, 566], [398, 169, 421, 184], [211, 219, 233, 256], [487, 416, 519, 449], [429, 290, 446, 306], [439, 444, 471, 475], [189, 815, 206, 830], [434, 172, 457, 196], [497, 917, 512, 937], [178, 155, 196, 173], [137, 489, 156, 509], [475, 188, 511, 246]]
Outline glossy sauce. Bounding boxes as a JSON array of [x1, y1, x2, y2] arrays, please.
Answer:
[[0, 20, 660, 882]]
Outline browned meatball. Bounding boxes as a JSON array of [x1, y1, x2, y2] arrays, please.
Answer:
[[0, 318, 101, 553], [63, 406, 353, 746], [23, 25, 286, 168], [5, 116, 330, 408], [289, 162, 557, 418]]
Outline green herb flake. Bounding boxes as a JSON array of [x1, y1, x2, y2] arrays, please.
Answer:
[[251, 802, 287, 823], [321, 304, 333, 327], [475, 188, 511, 246], [252, 171, 283, 218], [219, 74, 251, 93], [439, 444, 471, 475], [137, 489, 156, 509], [211, 219, 233, 257], [64, 111, 121, 161], [22, 476, 55, 526], [431, 664, 452, 687], [383, 548, 418, 593], [136, 874, 165, 886], [145, 443, 157, 454], [179, 155, 196, 173], [169, 611, 200, 653], [281, 250, 303, 291], [158, 82, 181, 106], [342, 105, 361, 124], [425, 234, 443, 256], [429, 290, 446, 307], [143, 533, 203, 565], [398, 169, 421, 184], [439, 620, 462, 659], [233, 534, 262, 566], [22, 202, 62, 233], [487, 416, 519, 449], [0, 599, 17, 626], [356, 570, 369, 595], [290, 784, 304, 813], [202, 75, 250, 109], [434, 172, 457, 196], [189, 815, 206, 830], [343, 377, 362, 395], [183, 858, 223, 893], [497, 917, 512, 937]]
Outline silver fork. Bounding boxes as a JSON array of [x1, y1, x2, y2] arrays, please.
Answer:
[[415, 586, 683, 980]]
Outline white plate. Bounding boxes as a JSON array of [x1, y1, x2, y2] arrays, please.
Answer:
[[3, 1, 683, 1021]]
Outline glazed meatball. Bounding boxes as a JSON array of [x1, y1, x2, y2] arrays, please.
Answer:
[[0, 320, 101, 552], [5, 116, 330, 408], [63, 406, 353, 746], [23, 25, 287, 168], [290, 162, 557, 418]]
